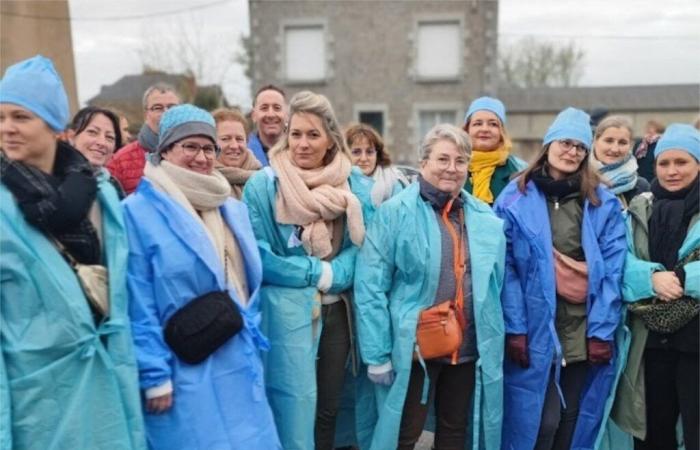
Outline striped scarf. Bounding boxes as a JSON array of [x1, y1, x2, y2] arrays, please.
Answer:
[[589, 151, 639, 195]]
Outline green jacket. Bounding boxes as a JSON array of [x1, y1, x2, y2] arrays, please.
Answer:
[[464, 155, 526, 204], [610, 193, 700, 441]]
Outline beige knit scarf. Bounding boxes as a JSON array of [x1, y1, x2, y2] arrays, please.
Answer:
[[269, 148, 365, 258], [144, 161, 250, 305], [216, 149, 263, 199]]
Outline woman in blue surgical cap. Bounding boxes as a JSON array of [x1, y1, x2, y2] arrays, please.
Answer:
[[0, 55, 146, 450], [495, 107, 627, 450]]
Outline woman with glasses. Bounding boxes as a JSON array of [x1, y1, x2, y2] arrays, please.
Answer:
[[589, 116, 649, 209], [345, 123, 408, 222], [67, 106, 126, 198], [612, 124, 699, 450], [495, 108, 627, 450], [1, 56, 146, 450], [123, 104, 281, 450], [463, 96, 526, 205], [243, 91, 369, 450], [353, 123, 505, 450], [213, 108, 262, 199]]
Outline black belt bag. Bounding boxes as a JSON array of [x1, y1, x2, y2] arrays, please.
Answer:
[[164, 291, 243, 365]]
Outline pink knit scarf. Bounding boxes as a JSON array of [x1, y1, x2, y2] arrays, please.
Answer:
[[270, 148, 365, 258]]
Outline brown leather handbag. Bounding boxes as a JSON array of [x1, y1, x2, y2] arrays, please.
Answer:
[[416, 199, 466, 363]]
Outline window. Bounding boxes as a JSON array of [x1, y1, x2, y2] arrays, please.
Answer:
[[284, 24, 326, 82], [358, 111, 385, 136], [416, 21, 461, 80], [418, 110, 459, 141]]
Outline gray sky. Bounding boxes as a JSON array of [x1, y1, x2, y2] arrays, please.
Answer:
[[69, 0, 700, 108]]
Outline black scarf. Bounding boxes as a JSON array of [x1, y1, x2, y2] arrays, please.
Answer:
[[531, 166, 582, 200], [137, 123, 159, 153], [1, 141, 101, 264], [648, 176, 700, 269], [418, 174, 464, 213]]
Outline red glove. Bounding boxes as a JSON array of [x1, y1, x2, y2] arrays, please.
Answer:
[[506, 334, 530, 368], [587, 338, 613, 364]]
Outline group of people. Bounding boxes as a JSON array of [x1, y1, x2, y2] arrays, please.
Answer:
[[1, 54, 698, 450]]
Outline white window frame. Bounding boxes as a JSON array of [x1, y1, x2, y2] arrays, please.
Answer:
[[411, 102, 464, 157], [279, 19, 330, 85], [353, 103, 392, 145], [412, 15, 465, 82]]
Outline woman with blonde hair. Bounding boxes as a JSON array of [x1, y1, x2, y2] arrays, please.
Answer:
[[213, 108, 262, 199], [590, 115, 649, 208], [463, 96, 525, 205], [243, 90, 370, 450]]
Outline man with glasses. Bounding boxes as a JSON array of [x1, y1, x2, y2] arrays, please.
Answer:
[[107, 83, 181, 194]]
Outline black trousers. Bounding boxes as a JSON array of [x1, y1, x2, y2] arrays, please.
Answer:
[[398, 360, 476, 450], [535, 362, 589, 450], [315, 302, 351, 450], [634, 349, 699, 450]]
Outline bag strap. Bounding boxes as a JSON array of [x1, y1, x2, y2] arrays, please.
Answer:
[[440, 198, 466, 364], [45, 233, 79, 269]]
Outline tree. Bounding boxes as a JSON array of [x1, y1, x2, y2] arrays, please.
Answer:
[[499, 37, 585, 88], [137, 17, 245, 107]]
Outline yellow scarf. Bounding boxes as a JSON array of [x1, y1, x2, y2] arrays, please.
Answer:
[[469, 146, 509, 203]]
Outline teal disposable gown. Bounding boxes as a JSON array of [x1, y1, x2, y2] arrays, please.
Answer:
[[350, 169, 405, 225], [0, 174, 146, 450], [354, 183, 506, 450], [123, 178, 281, 450], [242, 166, 371, 450]]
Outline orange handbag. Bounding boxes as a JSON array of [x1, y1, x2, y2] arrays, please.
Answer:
[[415, 199, 467, 364]]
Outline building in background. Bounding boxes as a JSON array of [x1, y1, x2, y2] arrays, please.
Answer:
[[501, 84, 700, 161], [88, 71, 227, 130], [1, 0, 79, 115], [248, 0, 499, 164]]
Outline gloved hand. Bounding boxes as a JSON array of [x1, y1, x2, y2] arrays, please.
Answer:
[[587, 338, 613, 364], [367, 362, 395, 386], [506, 334, 530, 368]]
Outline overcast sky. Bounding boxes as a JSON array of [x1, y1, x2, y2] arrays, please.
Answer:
[[69, 0, 700, 108]]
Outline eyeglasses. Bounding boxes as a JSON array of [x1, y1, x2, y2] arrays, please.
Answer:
[[147, 103, 178, 113], [557, 139, 588, 155], [350, 148, 377, 158], [430, 156, 469, 171], [176, 142, 218, 159]]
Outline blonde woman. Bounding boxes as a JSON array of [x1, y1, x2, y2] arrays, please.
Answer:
[[213, 108, 262, 199]]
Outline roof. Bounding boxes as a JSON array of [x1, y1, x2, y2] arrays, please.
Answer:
[[499, 84, 700, 113], [88, 72, 189, 104]]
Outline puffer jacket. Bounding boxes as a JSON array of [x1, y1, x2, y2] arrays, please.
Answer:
[[106, 141, 147, 194]]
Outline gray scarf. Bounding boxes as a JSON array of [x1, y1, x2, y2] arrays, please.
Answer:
[[137, 124, 159, 153]]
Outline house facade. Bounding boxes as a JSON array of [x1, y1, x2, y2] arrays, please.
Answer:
[[248, 0, 499, 164]]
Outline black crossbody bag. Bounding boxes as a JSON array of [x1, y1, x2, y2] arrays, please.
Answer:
[[164, 249, 243, 364]]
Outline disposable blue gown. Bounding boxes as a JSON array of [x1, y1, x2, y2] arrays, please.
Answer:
[[354, 183, 506, 450], [242, 166, 371, 450], [493, 180, 628, 450], [0, 175, 146, 450], [123, 179, 281, 450]]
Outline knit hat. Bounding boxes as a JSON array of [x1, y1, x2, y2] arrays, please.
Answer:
[[464, 96, 506, 125], [0, 55, 69, 131], [543, 107, 593, 151], [154, 104, 217, 163], [654, 123, 700, 161]]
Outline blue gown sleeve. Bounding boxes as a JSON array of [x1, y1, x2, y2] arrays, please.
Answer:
[[683, 260, 700, 299], [621, 215, 664, 302], [353, 207, 396, 366], [242, 173, 323, 288], [494, 202, 528, 335], [587, 202, 627, 341], [328, 244, 358, 294], [124, 209, 172, 391]]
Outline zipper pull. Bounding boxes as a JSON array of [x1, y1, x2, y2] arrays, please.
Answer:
[[554, 198, 560, 210]]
